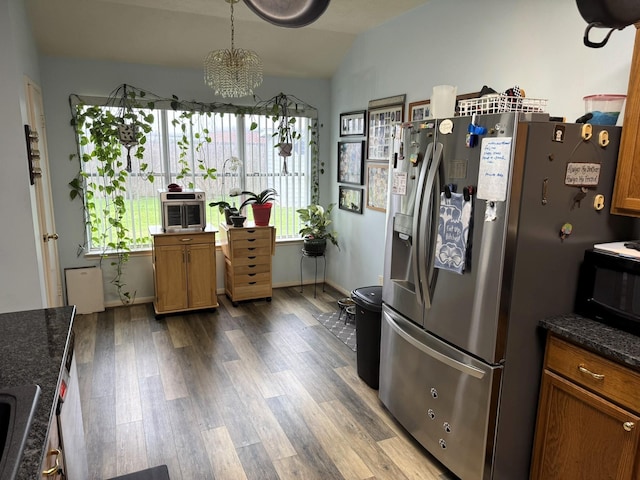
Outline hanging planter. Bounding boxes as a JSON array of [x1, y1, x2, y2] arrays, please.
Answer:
[[278, 142, 293, 157]]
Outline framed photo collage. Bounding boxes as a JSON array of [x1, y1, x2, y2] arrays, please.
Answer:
[[338, 94, 405, 214]]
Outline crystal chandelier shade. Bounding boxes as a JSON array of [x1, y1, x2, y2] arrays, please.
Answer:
[[204, 0, 263, 98]]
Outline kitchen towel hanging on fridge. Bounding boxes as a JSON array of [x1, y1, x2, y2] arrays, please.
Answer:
[[434, 191, 472, 274]]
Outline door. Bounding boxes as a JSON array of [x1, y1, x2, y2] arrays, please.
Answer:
[[424, 113, 518, 363], [186, 243, 216, 308], [382, 121, 436, 326], [25, 77, 63, 307], [531, 370, 640, 480], [154, 244, 188, 312]]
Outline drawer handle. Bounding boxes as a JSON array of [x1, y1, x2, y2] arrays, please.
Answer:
[[247, 229, 256, 233], [624, 421, 635, 432], [249, 281, 256, 285], [180, 238, 193, 242], [248, 265, 256, 268], [578, 364, 605, 380], [248, 273, 256, 277], [248, 256, 256, 260], [247, 238, 256, 242], [248, 247, 256, 251], [42, 448, 62, 476]]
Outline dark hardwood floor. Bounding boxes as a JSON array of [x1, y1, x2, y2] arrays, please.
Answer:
[[74, 285, 454, 479]]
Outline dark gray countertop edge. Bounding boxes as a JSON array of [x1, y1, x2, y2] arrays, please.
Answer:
[[540, 314, 640, 369]]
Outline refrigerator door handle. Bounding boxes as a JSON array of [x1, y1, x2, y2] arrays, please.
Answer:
[[385, 309, 486, 379], [411, 142, 433, 307], [418, 141, 443, 309]]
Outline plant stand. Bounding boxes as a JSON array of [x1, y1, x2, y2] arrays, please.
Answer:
[[299, 249, 325, 298]]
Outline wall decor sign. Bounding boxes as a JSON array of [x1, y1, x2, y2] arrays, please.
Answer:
[[408, 99, 430, 121], [339, 186, 363, 214], [367, 94, 405, 161], [339, 110, 366, 137], [366, 162, 389, 212], [338, 140, 365, 185]]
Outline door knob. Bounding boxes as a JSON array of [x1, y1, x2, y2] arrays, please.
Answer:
[[623, 421, 635, 432], [43, 233, 59, 242]]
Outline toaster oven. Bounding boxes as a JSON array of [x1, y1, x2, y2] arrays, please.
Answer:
[[160, 189, 206, 232]]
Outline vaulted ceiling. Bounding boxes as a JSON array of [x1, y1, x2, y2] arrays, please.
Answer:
[[25, 0, 429, 78]]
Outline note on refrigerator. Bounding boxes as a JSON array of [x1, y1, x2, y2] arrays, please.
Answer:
[[477, 137, 512, 202]]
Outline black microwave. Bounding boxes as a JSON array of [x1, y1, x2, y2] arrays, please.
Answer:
[[575, 248, 640, 335]]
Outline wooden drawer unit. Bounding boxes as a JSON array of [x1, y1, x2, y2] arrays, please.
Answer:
[[531, 334, 640, 480], [151, 228, 218, 316], [220, 223, 275, 305]]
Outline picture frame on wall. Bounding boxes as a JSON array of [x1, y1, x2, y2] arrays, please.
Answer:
[[339, 110, 366, 137], [408, 99, 430, 121], [337, 140, 365, 185], [367, 99, 405, 161], [339, 186, 363, 214], [366, 163, 389, 212]]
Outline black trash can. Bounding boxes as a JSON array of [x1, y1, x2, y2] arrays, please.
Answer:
[[351, 285, 383, 389]]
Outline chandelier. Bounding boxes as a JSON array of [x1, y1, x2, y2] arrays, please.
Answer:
[[204, 0, 263, 98]]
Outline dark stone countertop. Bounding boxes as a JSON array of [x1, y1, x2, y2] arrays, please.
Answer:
[[0, 306, 75, 480], [540, 313, 640, 370]]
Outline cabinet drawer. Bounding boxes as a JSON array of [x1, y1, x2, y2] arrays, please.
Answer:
[[232, 283, 272, 300], [228, 228, 272, 241], [233, 272, 271, 285], [546, 335, 640, 413], [233, 246, 272, 258], [232, 255, 271, 267], [231, 237, 271, 251], [153, 232, 215, 246], [231, 263, 271, 275]]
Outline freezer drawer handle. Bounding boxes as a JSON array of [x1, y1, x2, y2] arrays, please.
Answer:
[[386, 313, 485, 379]]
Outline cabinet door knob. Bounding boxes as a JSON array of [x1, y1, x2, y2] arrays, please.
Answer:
[[578, 364, 605, 380], [624, 421, 635, 432]]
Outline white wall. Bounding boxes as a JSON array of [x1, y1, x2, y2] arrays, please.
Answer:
[[327, 0, 638, 293], [39, 57, 332, 305], [0, 0, 46, 313]]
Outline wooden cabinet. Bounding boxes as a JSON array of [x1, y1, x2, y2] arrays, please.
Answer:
[[151, 228, 218, 315], [612, 26, 640, 216], [219, 223, 275, 306], [531, 335, 640, 480]]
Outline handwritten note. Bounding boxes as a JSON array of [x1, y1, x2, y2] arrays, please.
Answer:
[[477, 137, 512, 201], [392, 171, 408, 195]]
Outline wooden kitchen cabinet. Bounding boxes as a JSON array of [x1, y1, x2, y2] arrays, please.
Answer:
[[151, 228, 218, 315], [531, 335, 640, 480], [219, 223, 275, 306], [612, 26, 640, 216]]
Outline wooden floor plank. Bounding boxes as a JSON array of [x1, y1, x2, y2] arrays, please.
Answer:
[[74, 312, 97, 364], [84, 394, 117, 480], [202, 426, 248, 480], [165, 396, 215, 480], [115, 341, 143, 424], [91, 309, 116, 398], [152, 330, 189, 400], [225, 329, 285, 398], [165, 315, 194, 348], [138, 375, 181, 480], [275, 369, 374, 480], [113, 305, 133, 346], [236, 442, 281, 480], [378, 436, 450, 480], [131, 314, 160, 378], [224, 359, 297, 460], [115, 420, 148, 476]]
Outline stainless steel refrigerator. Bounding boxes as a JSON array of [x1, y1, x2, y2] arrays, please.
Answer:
[[379, 112, 636, 480]]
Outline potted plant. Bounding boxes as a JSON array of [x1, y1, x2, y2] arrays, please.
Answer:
[[297, 203, 339, 255], [209, 200, 239, 225], [231, 188, 277, 226]]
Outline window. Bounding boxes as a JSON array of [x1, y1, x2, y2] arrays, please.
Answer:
[[73, 98, 315, 253]]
